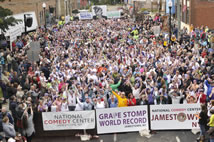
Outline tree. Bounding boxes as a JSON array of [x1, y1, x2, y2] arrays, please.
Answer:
[[0, 0, 19, 33]]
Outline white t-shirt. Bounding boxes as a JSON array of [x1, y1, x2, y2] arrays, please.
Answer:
[[67, 93, 76, 106], [95, 101, 105, 109], [61, 102, 69, 112], [75, 97, 84, 111], [132, 87, 141, 99], [51, 105, 57, 112]]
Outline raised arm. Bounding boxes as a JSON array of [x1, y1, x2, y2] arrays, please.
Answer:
[[112, 91, 120, 100], [110, 77, 122, 90]]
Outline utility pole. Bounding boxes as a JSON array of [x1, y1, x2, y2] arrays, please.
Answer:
[[177, 0, 181, 40], [133, 0, 136, 21], [151, 0, 153, 12], [168, 0, 172, 45]]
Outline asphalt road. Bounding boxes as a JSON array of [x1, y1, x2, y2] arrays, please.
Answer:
[[32, 130, 201, 142]]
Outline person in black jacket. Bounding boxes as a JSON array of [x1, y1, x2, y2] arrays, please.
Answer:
[[198, 104, 208, 141]]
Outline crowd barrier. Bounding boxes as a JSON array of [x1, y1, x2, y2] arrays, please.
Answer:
[[34, 104, 201, 136]]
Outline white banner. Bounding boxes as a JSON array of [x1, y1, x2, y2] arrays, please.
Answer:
[[79, 12, 93, 20], [92, 5, 107, 17], [42, 111, 95, 131], [150, 104, 201, 130], [107, 11, 121, 19], [96, 106, 148, 134]]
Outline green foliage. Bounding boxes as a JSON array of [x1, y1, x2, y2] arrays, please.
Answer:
[[0, 2, 19, 32], [140, 8, 149, 12]]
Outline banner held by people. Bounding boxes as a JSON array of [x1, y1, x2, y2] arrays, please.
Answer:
[[107, 11, 121, 19], [42, 111, 95, 131], [79, 12, 93, 20], [96, 106, 148, 134], [150, 104, 201, 130], [92, 5, 107, 18]]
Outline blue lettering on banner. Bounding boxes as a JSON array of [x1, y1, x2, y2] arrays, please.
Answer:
[[79, 13, 92, 20]]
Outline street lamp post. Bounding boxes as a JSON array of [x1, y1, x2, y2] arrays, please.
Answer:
[[168, 0, 172, 45], [158, 0, 160, 13], [65, 0, 67, 16], [24, 14, 27, 34], [151, 0, 153, 12], [42, 2, 46, 30]]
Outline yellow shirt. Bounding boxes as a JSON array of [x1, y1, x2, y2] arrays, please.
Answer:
[[209, 114, 214, 127], [171, 37, 176, 42], [112, 91, 128, 107], [163, 41, 167, 46]]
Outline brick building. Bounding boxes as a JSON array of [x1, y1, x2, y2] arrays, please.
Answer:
[[80, 0, 88, 8], [0, 0, 78, 26], [189, 0, 214, 29], [0, 0, 56, 26], [176, 0, 214, 29]]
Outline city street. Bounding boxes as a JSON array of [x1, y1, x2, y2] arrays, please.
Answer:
[[32, 131, 199, 142], [0, 0, 214, 142]]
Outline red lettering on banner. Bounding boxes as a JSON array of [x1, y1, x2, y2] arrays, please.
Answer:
[[187, 114, 195, 120], [159, 115, 165, 120], [166, 114, 169, 120], [151, 114, 177, 121], [171, 109, 186, 112], [53, 120, 58, 124], [192, 122, 198, 127], [44, 120, 48, 124]]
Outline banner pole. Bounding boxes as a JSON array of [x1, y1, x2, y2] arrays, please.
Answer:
[[148, 104, 151, 131], [113, 133, 117, 142]]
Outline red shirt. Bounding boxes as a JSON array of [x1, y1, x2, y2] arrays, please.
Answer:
[[128, 98, 136, 106], [201, 51, 207, 58], [197, 93, 207, 104]]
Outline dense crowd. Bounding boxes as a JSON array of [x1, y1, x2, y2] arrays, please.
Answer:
[[0, 14, 213, 141]]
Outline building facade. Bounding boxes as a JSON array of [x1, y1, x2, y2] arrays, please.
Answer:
[[189, 0, 214, 29], [174, 0, 214, 29], [0, 0, 57, 26], [0, 0, 79, 26]]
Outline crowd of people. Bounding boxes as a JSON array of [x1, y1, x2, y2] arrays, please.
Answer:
[[0, 13, 213, 142]]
